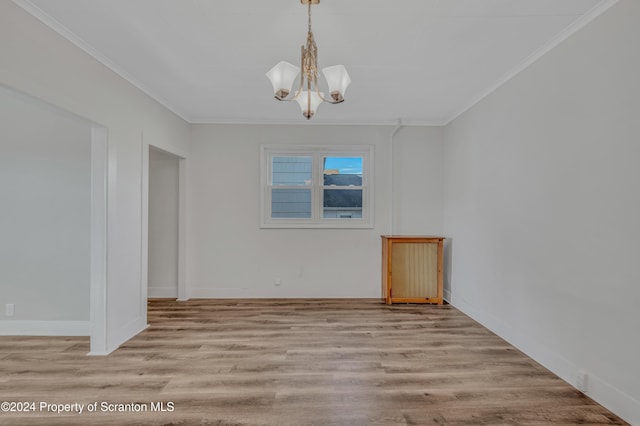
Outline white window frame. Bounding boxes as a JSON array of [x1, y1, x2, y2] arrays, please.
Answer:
[[260, 144, 374, 228]]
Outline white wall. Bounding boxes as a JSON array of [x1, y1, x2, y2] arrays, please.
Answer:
[[188, 124, 444, 298], [0, 0, 443, 348], [392, 126, 444, 235], [148, 147, 179, 298], [0, 2, 190, 352], [0, 86, 90, 324], [443, 1, 640, 422]]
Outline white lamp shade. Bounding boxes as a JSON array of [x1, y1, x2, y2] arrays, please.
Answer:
[[266, 61, 300, 96], [322, 65, 351, 97], [295, 91, 324, 118]]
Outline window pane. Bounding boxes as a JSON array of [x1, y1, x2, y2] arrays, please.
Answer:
[[323, 157, 362, 186], [272, 188, 312, 218], [323, 189, 362, 219], [261, 145, 373, 228], [272, 156, 312, 186]]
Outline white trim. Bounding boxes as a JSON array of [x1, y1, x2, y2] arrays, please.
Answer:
[[451, 294, 639, 426], [444, 0, 619, 125], [12, 0, 617, 128], [88, 317, 147, 356], [90, 127, 108, 355], [108, 316, 148, 353], [148, 287, 179, 299], [141, 139, 189, 307], [188, 288, 380, 299], [0, 320, 91, 336], [177, 157, 188, 300], [0, 83, 101, 126], [11, 0, 190, 123], [0, 84, 109, 355], [260, 144, 374, 229], [189, 118, 449, 127], [140, 134, 150, 325], [188, 287, 249, 299], [144, 140, 190, 160], [260, 221, 373, 229], [443, 289, 452, 303]]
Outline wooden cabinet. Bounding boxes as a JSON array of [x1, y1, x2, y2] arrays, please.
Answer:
[[381, 236, 444, 305]]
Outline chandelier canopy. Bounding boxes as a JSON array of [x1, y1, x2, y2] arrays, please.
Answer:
[[266, 0, 351, 120]]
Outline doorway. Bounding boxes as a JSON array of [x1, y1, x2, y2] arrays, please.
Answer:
[[143, 144, 187, 303], [148, 147, 180, 298]]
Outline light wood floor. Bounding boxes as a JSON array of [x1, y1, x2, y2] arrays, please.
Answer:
[[0, 299, 627, 425]]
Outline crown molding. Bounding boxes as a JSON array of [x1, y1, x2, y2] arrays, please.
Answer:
[[443, 0, 619, 126], [13, 0, 618, 128], [12, 0, 191, 123], [188, 117, 447, 127]]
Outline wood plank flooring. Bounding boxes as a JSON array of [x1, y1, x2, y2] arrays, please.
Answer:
[[0, 299, 627, 425]]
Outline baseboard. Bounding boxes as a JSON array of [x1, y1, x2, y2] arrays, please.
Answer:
[[148, 286, 178, 298], [104, 316, 148, 355], [0, 320, 91, 336], [87, 317, 147, 356], [187, 287, 381, 299], [443, 288, 452, 303], [450, 295, 639, 425], [586, 370, 640, 425], [188, 287, 249, 298]]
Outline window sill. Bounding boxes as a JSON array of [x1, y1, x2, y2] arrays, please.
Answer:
[[260, 220, 374, 229]]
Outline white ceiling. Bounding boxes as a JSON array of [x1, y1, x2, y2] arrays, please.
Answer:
[[16, 0, 615, 125]]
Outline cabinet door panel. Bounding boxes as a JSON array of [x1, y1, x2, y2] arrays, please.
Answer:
[[391, 242, 438, 298]]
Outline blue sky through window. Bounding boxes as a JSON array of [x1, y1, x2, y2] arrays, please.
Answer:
[[324, 157, 362, 175]]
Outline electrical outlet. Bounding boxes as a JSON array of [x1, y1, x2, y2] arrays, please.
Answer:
[[576, 372, 588, 392], [274, 278, 282, 286], [5, 303, 14, 317]]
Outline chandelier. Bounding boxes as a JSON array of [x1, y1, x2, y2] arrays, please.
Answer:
[[266, 0, 351, 120]]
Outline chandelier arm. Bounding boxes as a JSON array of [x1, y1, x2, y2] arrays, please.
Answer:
[[315, 87, 343, 104], [274, 91, 302, 102]]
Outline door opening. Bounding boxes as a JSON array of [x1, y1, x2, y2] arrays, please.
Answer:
[[142, 141, 187, 308]]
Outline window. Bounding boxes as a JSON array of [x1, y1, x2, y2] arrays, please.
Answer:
[[261, 145, 373, 228]]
